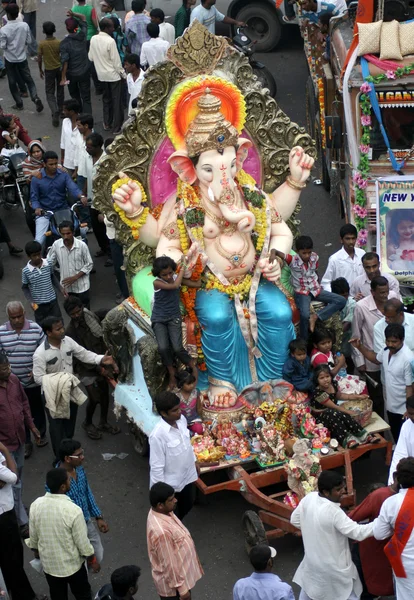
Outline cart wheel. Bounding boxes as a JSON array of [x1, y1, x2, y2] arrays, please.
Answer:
[[130, 423, 149, 457], [242, 510, 267, 553]]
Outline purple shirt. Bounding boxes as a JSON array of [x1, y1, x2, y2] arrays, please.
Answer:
[[0, 373, 34, 450]]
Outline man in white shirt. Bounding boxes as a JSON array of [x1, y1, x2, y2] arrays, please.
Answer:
[[88, 17, 125, 135], [351, 323, 414, 443], [374, 299, 414, 354], [291, 470, 375, 600], [190, 0, 244, 34], [149, 391, 198, 520], [0, 442, 45, 600], [47, 220, 94, 309], [321, 224, 365, 292], [388, 395, 414, 484], [124, 53, 144, 114], [140, 22, 169, 68], [60, 98, 82, 175], [350, 251, 400, 300], [373, 457, 414, 600], [150, 8, 175, 45], [33, 316, 117, 462]]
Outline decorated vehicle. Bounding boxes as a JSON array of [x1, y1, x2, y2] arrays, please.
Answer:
[[304, 1, 414, 297]]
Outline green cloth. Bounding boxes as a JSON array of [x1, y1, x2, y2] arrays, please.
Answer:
[[73, 4, 97, 41], [132, 266, 155, 317], [174, 5, 190, 38]]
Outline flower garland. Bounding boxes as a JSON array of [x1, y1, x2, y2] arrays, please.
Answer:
[[355, 63, 414, 247], [317, 78, 325, 149], [111, 177, 149, 240], [205, 273, 253, 300], [180, 256, 206, 370]]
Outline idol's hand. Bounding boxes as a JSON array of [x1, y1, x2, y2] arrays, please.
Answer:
[[289, 146, 315, 184], [112, 171, 144, 219], [259, 256, 281, 282]]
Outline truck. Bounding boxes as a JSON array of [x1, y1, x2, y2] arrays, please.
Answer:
[[305, 4, 414, 252]]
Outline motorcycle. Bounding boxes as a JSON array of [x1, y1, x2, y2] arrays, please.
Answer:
[[232, 28, 277, 98], [41, 200, 91, 255], [0, 151, 30, 213]]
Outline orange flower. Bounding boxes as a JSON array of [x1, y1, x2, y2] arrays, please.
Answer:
[[180, 255, 206, 370]]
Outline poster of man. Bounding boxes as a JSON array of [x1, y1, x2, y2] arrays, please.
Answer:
[[377, 176, 414, 286]]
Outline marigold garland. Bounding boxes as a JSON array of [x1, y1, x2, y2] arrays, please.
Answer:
[[113, 204, 149, 240], [180, 256, 206, 370], [205, 273, 253, 301]]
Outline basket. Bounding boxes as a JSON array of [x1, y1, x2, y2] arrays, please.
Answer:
[[341, 398, 373, 427]]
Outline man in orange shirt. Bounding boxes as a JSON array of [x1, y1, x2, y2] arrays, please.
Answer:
[[147, 482, 203, 599]]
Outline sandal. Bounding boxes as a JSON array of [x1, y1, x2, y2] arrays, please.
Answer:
[[347, 440, 359, 449], [82, 422, 102, 440], [98, 422, 121, 435], [35, 437, 49, 448], [366, 434, 380, 444]]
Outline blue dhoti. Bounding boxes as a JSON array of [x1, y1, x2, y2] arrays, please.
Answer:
[[196, 279, 294, 392]]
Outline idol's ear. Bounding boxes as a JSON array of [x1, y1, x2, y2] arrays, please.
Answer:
[[236, 138, 253, 171], [167, 150, 197, 184]]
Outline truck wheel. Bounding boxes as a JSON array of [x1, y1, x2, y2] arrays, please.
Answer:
[[130, 423, 149, 457], [236, 4, 282, 52], [242, 510, 267, 553], [253, 65, 277, 98]]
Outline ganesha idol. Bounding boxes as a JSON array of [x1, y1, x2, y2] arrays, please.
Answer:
[[98, 24, 315, 412]]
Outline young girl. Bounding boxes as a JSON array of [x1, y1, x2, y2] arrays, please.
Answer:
[[310, 328, 346, 376], [0, 116, 20, 157], [387, 210, 414, 269], [175, 368, 203, 435], [311, 365, 377, 448], [151, 254, 195, 389]]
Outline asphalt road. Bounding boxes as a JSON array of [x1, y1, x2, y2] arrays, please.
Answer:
[[0, 5, 391, 599]]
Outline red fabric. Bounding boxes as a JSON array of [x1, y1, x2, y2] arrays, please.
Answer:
[[0, 113, 31, 151], [349, 487, 395, 596], [384, 487, 414, 578], [341, 0, 375, 77], [0, 373, 34, 451]]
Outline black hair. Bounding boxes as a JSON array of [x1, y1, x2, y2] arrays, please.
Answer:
[[109, 14, 121, 30], [370, 275, 389, 291], [99, 17, 113, 31], [331, 277, 350, 295], [43, 150, 58, 162], [58, 220, 74, 232], [318, 9, 333, 25], [152, 256, 177, 277], [0, 351, 9, 365], [86, 132, 104, 148], [58, 438, 81, 462], [46, 468, 68, 493], [362, 251, 380, 264], [150, 7, 165, 21], [289, 338, 307, 354], [63, 98, 80, 113], [77, 113, 94, 129], [312, 327, 334, 345], [384, 298, 404, 314], [384, 323, 405, 341], [396, 457, 414, 489], [317, 470, 344, 493], [0, 115, 12, 130], [176, 368, 196, 389], [25, 240, 42, 256], [249, 544, 273, 571], [406, 395, 414, 409], [65, 17, 78, 32], [104, 137, 114, 149], [102, 0, 116, 7], [389, 209, 414, 248], [111, 565, 141, 597], [339, 224, 358, 239], [132, 0, 146, 12], [124, 53, 140, 68], [295, 235, 313, 251], [367, 482, 386, 494], [64, 295, 83, 315], [313, 363, 332, 386], [42, 21, 56, 35], [147, 22, 160, 38], [149, 482, 175, 507], [5, 3, 19, 19], [154, 391, 180, 415], [41, 316, 63, 335], [131, 98, 138, 109]]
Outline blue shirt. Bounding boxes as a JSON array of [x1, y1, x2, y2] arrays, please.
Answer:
[[233, 572, 295, 600], [282, 355, 313, 392], [55, 464, 101, 522], [30, 168, 82, 211]]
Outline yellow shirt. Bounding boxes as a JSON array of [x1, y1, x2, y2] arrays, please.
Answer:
[[38, 38, 61, 71], [26, 493, 94, 577]]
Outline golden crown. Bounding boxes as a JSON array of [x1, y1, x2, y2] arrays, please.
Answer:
[[185, 89, 239, 158]]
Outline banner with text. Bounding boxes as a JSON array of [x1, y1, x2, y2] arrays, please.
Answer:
[[377, 176, 414, 286]]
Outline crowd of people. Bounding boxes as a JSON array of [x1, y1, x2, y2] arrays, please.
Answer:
[[0, 1, 414, 599]]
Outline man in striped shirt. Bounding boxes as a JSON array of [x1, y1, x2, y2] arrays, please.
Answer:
[[22, 240, 64, 324], [147, 482, 203, 599], [0, 301, 48, 457]]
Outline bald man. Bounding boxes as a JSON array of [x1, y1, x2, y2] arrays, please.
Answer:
[[0, 301, 48, 459]]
